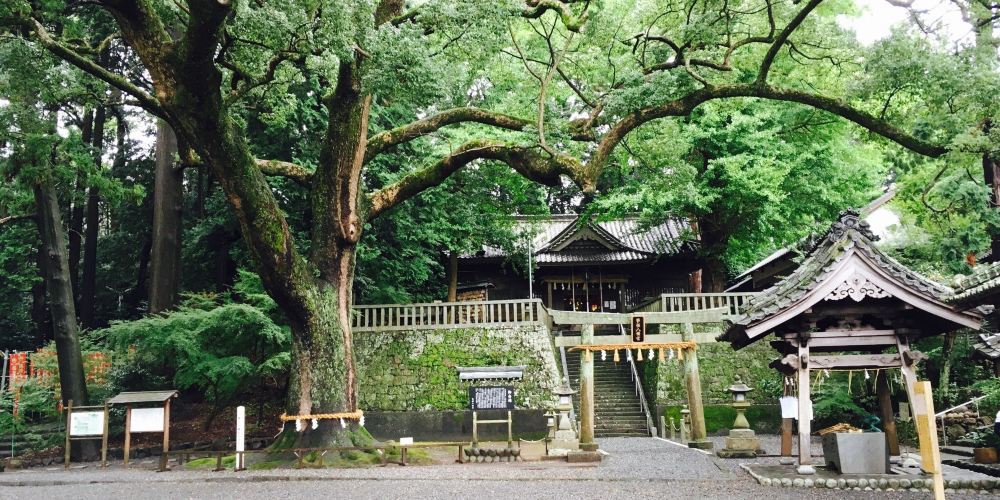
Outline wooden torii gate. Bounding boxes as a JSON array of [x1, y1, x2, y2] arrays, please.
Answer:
[[719, 210, 981, 489], [553, 308, 725, 450]]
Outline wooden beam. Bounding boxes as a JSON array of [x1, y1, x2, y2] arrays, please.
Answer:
[[808, 354, 903, 370], [777, 334, 899, 349], [555, 332, 723, 347]]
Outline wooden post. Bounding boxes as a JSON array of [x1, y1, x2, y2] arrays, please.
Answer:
[[162, 399, 171, 467], [447, 252, 458, 302], [780, 418, 793, 458], [64, 399, 73, 469], [579, 324, 596, 450], [796, 340, 814, 474], [547, 281, 553, 310], [915, 381, 944, 500], [472, 411, 479, 446], [507, 410, 513, 447], [681, 323, 710, 449], [123, 405, 131, 467], [876, 370, 900, 456], [101, 403, 109, 467]]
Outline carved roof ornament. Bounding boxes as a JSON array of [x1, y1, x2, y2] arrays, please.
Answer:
[[820, 209, 879, 248], [825, 272, 891, 302]]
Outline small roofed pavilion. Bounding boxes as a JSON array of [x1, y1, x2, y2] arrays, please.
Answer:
[[719, 210, 981, 474]]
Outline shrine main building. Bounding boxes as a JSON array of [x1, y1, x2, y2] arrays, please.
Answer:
[[453, 214, 701, 312]]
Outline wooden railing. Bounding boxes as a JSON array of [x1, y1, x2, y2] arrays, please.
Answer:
[[352, 298, 550, 332], [630, 292, 758, 317]]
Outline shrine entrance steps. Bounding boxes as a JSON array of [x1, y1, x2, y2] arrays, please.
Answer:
[[565, 350, 649, 437]]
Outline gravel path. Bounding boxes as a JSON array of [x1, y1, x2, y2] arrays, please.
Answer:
[[0, 437, 993, 499]]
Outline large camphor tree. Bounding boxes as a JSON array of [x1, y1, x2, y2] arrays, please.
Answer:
[[4, 0, 990, 446]]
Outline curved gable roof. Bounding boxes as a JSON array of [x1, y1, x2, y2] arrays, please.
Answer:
[[720, 209, 979, 347], [460, 214, 696, 264]]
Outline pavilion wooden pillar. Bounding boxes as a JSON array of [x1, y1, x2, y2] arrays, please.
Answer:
[[876, 369, 900, 456], [681, 323, 711, 449], [579, 324, 597, 451], [796, 339, 814, 474]]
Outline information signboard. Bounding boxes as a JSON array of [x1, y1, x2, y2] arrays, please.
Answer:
[[631, 315, 645, 343], [70, 410, 105, 436], [469, 386, 514, 411], [130, 407, 165, 433]]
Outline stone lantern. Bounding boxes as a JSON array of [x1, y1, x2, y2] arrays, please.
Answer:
[[718, 376, 763, 458], [728, 376, 753, 429], [549, 382, 580, 455]]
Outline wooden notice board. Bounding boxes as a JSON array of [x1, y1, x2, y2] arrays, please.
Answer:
[[106, 390, 178, 468]]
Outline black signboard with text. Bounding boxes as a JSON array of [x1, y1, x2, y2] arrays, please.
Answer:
[[631, 316, 645, 343], [469, 386, 515, 411]]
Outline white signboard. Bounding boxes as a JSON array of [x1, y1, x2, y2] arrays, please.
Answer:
[[70, 411, 105, 436], [130, 407, 165, 433], [399, 437, 414, 445]]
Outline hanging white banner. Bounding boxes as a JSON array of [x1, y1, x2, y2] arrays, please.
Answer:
[[780, 396, 798, 419]]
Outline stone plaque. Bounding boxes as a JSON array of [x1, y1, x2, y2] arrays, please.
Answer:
[[469, 386, 514, 410]]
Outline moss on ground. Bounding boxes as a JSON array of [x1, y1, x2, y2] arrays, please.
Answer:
[[185, 455, 236, 470]]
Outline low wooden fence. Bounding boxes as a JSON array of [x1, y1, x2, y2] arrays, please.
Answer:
[[351, 294, 757, 332], [352, 299, 550, 332], [630, 292, 757, 317]]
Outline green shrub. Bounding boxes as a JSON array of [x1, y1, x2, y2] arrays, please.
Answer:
[[11, 378, 59, 424], [97, 299, 291, 412]]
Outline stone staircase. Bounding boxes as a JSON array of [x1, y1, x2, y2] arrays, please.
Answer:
[[564, 349, 650, 438]]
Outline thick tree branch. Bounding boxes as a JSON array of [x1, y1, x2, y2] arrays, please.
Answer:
[[365, 108, 532, 161], [181, 0, 233, 64], [366, 140, 585, 221], [0, 214, 36, 227], [255, 159, 313, 188], [522, 0, 588, 32], [589, 83, 948, 176], [28, 18, 167, 119], [756, 0, 824, 84]]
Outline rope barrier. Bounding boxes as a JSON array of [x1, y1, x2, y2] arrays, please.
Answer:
[[568, 341, 696, 352], [279, 410, 366, 431], [279, 410, 364, 421]]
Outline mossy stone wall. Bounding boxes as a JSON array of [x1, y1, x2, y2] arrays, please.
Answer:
[[354, 325, 560, 411]]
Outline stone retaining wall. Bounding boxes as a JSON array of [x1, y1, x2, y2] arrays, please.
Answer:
[[354, 325, 561, 411], [649, 340, 781, 406]]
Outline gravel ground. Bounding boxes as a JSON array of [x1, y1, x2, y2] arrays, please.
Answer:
[[0, 437, 993, 500]]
